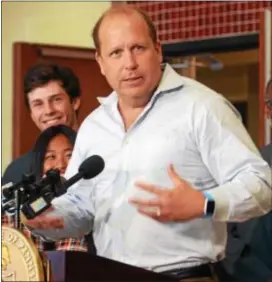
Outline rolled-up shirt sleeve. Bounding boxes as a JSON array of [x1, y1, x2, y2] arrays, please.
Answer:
[[31, 184, 94, 241], [194, 96, 272, 222]]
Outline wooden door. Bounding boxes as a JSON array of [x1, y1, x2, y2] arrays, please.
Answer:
[[13, 42, 112, 159]]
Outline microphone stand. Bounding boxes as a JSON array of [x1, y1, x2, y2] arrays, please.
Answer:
[[13, 186, 52, 282], [14, 187, 25, 230]]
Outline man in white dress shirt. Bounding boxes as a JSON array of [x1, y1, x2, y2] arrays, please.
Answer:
[[24, 6, 272, 282]]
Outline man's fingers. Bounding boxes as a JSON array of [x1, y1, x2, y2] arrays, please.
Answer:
[[137, 205, 162, 218], [137, 207, 169, 222], [23, 206, 65, 229], [39, 217, 64, 229], [25, 216, 64, 229], [129, 197, 160, 207], [134, 181, 164, 195], [21, 206, 55, 223], [168, 164, 186, 187], [40, 218, 64, 229], [37, 206, 55, 219]]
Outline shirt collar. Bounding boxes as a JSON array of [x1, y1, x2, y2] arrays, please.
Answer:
[[155, 63, 184, 94], [97, 63, 184, 106]]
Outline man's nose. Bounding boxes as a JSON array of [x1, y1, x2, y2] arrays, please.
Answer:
[[124, 51, 138, 70], [44, 102, 55, 115]]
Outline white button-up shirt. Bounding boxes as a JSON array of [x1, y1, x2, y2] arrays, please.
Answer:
[[35, 64, 271, 272]]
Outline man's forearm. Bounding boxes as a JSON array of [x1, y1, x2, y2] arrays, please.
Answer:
[[29, 195, 93, 241], [209, 170, 272, 222]]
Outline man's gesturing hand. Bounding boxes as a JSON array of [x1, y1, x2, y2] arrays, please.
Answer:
[[21, 207, 64, 229], [129, 164, 206, 222]]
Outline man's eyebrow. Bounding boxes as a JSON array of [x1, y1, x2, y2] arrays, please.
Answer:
[[30, 93, 65, 104], [48, 93, 65, 99], [30, 98, 42, 104]]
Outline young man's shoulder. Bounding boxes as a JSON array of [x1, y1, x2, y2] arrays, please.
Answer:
[[2, 151, 34, 185]]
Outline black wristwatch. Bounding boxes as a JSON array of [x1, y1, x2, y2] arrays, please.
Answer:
[[203, 192, 215, 217]]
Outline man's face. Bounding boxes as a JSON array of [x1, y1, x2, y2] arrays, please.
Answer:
[[96, 12, 163, 101], [28, 81, 80, 131]]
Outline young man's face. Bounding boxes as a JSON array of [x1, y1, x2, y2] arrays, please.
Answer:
[[27, 81, 80, 131]]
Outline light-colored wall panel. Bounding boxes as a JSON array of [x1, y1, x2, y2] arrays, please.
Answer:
[[2, 2, 110, 172]]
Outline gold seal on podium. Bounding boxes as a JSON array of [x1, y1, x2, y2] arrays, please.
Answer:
[[2, 226, 45, 281]]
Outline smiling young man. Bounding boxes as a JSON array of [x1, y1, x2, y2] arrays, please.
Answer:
[[2, 63, 81, 185]]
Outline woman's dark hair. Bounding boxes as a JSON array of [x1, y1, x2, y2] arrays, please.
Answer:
[[31, 125, 77, 180], [24, 63, 81, 110]]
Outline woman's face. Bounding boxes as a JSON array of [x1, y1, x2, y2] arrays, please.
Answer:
[[43, 134, 73, 176]]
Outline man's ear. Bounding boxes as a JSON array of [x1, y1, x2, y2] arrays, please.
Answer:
[[72, 97, 81, 111], [155, 41, 163, 64], [95, 52, 105, 76]]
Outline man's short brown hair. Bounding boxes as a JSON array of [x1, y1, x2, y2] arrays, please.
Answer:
[[92, 6, 158, 54], [24, 63, 81, 111]]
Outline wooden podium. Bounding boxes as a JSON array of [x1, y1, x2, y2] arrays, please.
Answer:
[[2, 226, 177, 281], [45, 251, 178, 281]]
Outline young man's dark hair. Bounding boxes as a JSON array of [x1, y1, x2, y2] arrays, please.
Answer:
[[24, 63, 81, 114]]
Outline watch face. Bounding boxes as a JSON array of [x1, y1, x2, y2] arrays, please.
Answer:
[[206, 200, 215, 215]]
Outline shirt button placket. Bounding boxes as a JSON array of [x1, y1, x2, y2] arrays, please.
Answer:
[[122, 136, 130, 171]]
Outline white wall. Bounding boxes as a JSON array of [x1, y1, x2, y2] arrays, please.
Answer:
[[2, 2, 111, 172]]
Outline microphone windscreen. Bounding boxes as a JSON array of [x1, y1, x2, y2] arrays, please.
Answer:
[[79, 155, 105, 179], [60, 176, 66, 184], [53, 176, 67, 197]]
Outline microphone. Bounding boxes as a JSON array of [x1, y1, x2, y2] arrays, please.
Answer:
[[2, 182, 14, 202], [2, 183, 16, 215], [2, 171, 64, 217], [53, 175, 67, 197], [2, 181, 31, 216], [21, 155, 105, 219], [2, 173, 36, 199], [2, 199, 16, 215], [37, 169, 66, 198], [62, 155, 105, 190]]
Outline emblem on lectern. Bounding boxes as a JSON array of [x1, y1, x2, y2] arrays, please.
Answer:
[[1, 226, 44, 281], [2, 243, 16, 281]]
